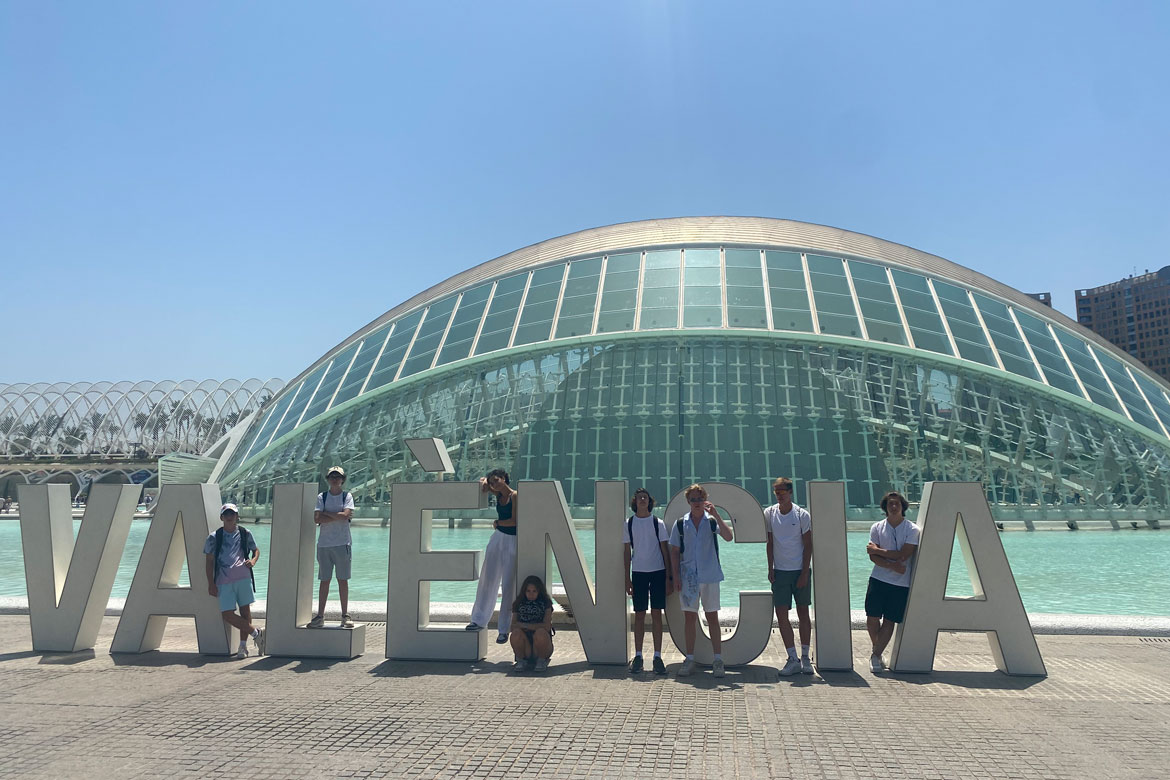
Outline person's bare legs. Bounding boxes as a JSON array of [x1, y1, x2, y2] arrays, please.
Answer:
[[795, 603, 812, 648], [509, 628, 531, 659], [238, 605, 253, 641], [633, 611, 646, 655], [317, 579, 331, 619], [866, 615, 882, 652], [776, 606, 796, 653], [338, 580, 349, 617], [533, 628, 553, 659], [650, 609, 664, 652], [684, 611, 698, 654], [221, 610, 254, 635], [706, 611, 722, 655], [872, 619, 897, 657]]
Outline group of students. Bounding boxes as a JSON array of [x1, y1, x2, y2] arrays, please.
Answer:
[[206, 465, 922, 678]]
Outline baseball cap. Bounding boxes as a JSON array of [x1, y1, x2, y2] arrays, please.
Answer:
[[220, 503, 239, 516], [326, 466, 346, 478]]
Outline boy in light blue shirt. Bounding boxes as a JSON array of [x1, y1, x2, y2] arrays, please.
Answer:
[[669, 483, 733, 678]]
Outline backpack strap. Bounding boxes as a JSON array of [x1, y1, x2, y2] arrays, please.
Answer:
[[710, 517, 720, 561], [627, 516, 634, 552], [241, 528, 257, 592]]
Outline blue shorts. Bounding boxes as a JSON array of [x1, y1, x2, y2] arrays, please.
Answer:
[[217, 578, 255, 612]]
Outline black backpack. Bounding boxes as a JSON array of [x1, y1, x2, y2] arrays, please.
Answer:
[[319, 491, 350, 521], [214, 526, 257, 592], [627, 514, 669, 569], [677, 515, 720, 561]]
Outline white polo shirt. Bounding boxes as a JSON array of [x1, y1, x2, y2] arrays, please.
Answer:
[[622, 513, 670, 572], [869, 518, 921, 587], [765, 502, 812, 571]]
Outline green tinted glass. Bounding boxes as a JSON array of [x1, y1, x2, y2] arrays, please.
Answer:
[[555, 258, 602, 338], [765, 251, 813, 332], [597, 253, 641, 333], [891, 270, 952, 356], [473, 273, 528, 355], [436, 283, 492, 366]]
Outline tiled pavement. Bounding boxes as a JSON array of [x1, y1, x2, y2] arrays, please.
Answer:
[[1, 616, 1168, 779]]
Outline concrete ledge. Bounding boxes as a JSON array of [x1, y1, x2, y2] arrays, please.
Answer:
[[3, 596, 1168, 635]]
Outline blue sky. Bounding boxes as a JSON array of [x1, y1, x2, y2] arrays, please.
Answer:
[[3, 1, 1168, 383]]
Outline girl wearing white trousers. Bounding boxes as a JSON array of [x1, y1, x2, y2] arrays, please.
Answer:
[[466, 468, 517, 644]]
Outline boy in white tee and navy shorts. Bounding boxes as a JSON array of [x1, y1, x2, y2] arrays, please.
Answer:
[[623, 488, 673, 675], [864, 490, 921, 673], [309, 466, 356, 628], [764, 476, 814, 676]]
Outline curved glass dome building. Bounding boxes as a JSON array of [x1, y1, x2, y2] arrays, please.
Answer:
[[214, 218, 1170, 524]]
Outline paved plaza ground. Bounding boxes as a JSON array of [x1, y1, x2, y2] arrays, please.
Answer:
[[1, 615, 1167, 779]]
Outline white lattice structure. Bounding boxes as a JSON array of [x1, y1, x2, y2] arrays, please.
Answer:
[[0, 379, 284, 460]]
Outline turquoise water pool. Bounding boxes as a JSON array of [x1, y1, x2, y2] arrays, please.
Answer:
[[1, 521, 1167, 615]]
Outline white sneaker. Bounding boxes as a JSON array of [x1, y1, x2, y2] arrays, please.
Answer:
[[252, 627, 266, 656], [870, 654, 887, 673], [236, 644, 249, 659], [801, 656, 813, 675], [677, 658, 696, 677], [779, 657, 802, 676], [711, 659, 726, 678]]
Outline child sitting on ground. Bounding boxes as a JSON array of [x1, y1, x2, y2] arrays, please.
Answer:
[[509, 575, 554, 672]]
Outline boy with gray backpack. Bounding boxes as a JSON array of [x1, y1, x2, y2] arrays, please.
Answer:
[[309, 465, 356, 628], [623, 488, 673, 675]]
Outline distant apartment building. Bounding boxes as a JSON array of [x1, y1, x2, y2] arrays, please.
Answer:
[[1076, 267, 1170, 381], [1026, 292, 1052, 307]]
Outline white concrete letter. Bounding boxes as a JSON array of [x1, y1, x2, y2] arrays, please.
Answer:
[[110, 484, 233, 654], [18, 483, 141, 652], [515, 481, 627, 665], [387, 481, 487, 660], [807, 481, 852, 671], [662, 482, 772, 667], [265, 483, 366, 658], [891, 482, 1046, 676]]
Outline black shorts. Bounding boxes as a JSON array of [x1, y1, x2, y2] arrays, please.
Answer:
[[631, 569, 667, 612], [864, 577, 910, 623]]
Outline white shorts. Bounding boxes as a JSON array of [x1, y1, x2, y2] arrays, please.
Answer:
[[680, 582, 720, 613]]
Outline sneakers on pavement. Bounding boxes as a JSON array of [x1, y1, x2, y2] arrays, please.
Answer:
[[496, 633, 508, 644], [236, 644, 249, 659], [629, 655, 644, 673], [801, 656, 814, 675], [712, 659, 726, 678], [534, 658, 549, 673], [307, 614, 324, 628], [341, 614, 354, 628], [652, 656, 667, 675], [677, 658, 696, 677], [464, 622, 483, 631], [870, 654, 888, 673], [512, 659, 527, 672], [252, 627, 266, 656], [779, 657, 802, 676]]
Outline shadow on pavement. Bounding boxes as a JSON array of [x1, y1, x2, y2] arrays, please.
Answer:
[[38, 649, 97, 666], [884, 669, 1045, 690], [0, 650, 45, 663], [110, 651, 238, 668]]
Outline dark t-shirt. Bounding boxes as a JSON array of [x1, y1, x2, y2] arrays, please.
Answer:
[[516, 596, 550, 626]]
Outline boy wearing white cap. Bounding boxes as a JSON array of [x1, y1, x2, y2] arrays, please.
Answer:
[[203, 503, 265, 658], [310, 466, 356, 628]]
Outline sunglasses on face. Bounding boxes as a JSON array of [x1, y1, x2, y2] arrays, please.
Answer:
[[688, 496, 704, 503]]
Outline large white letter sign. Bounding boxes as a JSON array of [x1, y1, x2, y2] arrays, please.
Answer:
[[387, 481, 488, 660], [891, 482, 1046, 676], [662, 483, 772, 667], [111, 484, 233, 654], [265, 483, 365, 658], [18, 483, 141, 652], [515, 481, 627, 665], [807, 481, 852, 671]]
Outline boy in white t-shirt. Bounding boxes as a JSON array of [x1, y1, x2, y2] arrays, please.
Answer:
[[864, 490, 921, 673], [623, 488, 674, 675], [309, 466, 356, 628], [764, 477, 813, 676]]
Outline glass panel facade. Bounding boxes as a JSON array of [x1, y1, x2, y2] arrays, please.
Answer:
[[764, 251, 813, 332], [398, 295, 459, 379], [270, 364, 329, 443], [237, 389, 297, 465], [1091, 347, 1161, 433], [596, 252, 640, 333], [299, 342, 361, 426], [639, 250, 681, 330], [970, 294, 1041, 382], [682, 248, 722, 328], [554, 258, 601, 339], [1013, 310, 1084, 399], [1131, 371, 1170, 434], [436, 283, 492, 366], [891, 270, 952, 356], [365, 309, 424, 393], [932, 281, 998, 367], [473, 273, 527, 356], [806, 254, 862, 338], [847, 260, 907, 345], [1053, 329, 1122, 413], [513, 265, 566, 346], [330, 323, 392, 410], [724, 249, 767, 329]]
